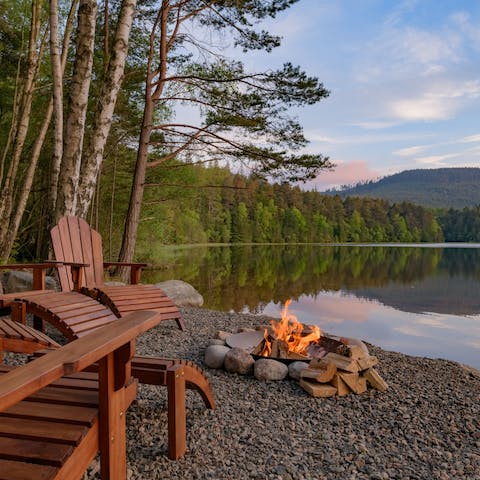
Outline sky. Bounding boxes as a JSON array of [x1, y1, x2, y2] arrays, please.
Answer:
[[240, 0, 480, 191]]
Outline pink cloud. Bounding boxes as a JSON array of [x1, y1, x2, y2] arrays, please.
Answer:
[[301, 160, 380, 191]]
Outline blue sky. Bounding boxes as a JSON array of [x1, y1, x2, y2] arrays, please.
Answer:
[[243, 0, 480, 190]]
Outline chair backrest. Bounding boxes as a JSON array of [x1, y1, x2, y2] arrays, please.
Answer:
[[51, 216, 105, 291]]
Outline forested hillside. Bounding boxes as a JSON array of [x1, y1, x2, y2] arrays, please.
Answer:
[[330, 168, 480, 208], [94, 154, 443, 262]]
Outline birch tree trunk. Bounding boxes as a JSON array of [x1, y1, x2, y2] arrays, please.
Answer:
[[55, 0, 97, 220], [0, 0, 78, 261], [48, 0, 64, 214], [75, 0, 137, 218], [0, 0, 44, 256]]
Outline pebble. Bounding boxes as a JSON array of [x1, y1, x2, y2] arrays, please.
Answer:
[[81, 307, 480, 480]]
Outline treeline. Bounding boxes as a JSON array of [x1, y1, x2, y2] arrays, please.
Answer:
[[437, 207, 480, 242], [96, 157, 444, 262]]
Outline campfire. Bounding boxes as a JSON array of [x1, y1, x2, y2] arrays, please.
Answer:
[[256, 299, 322, 360], [219, 299, 389, 398], [205, 300, 388, 397]]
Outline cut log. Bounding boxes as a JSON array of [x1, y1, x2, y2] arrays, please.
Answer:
[[357, 355, 378, 371], [270, 340, 279, 358], [299, 379, 337, 398], [363, 368, 388, 392], [338, 372, 367, 394], [336, 344, 368, 360], [287, 351, 310, 361], [300, 361, 337, 383], [278, 340, 289, 359], [331, 373, 351, 396], [251, 341, 265, 356], [324, 352, 359, 373]]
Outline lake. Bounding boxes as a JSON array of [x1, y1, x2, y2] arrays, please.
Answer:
[[142, 244, 480, 368]]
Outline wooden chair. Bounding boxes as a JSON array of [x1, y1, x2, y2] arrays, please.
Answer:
[[0, 310, 163, 480], [51, 216, 185, 331], [8, 291, 215, 460]]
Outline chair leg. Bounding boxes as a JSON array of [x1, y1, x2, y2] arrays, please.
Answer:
[[166, 364, 187, 460], [176, 317, 186, 331]]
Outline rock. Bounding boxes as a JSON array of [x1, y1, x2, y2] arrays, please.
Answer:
[[155, 280, 203, 307], [215, 330, 232, 341], [208, 338, 226, 346], [237, 327, 255, 333], [2, 271, 57, 293], [254, 358, 288, 381], [288, 361, 310, 381], [224, 347, 254, 375], [205, 345, 231, 369]]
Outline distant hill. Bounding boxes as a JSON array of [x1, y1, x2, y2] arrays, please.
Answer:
[[327, 168, 480, 209]]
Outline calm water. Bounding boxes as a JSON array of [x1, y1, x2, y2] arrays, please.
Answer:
[[142, 244, 480, 368]]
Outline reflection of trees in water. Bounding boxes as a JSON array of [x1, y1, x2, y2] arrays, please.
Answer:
[[145, 245, 480, 312], [142, 245, 480, 312]]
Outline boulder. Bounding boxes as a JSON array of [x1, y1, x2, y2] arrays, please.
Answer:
[[155, 280, 203, 307], [254, 358, 288, 381], [204, 345, 231, 369], [2, 271, 57, 293], [208, 338, 226, 346], [288, 361, 310, 381], [215, 330, 232, 341], [224, 347, 254, 375]]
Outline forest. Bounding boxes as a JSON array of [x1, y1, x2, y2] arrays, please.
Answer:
[[0, 0, 332, 264], [90, 155, 444, 263], [1, 1, 476, 266]]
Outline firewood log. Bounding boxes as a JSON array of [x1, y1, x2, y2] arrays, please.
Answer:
[[300, 361, 337, 383], [299, 379, 337, 398], [363, 368, 388, 392]]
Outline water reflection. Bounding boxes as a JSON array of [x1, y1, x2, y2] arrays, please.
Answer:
[[143, 245, 480, 367]]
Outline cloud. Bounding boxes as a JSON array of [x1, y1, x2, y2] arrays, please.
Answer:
[[416, 153, 460, 165], [301, 160, 380, 191], [460, 134, 480, 143], [394, 145, 429, 156]]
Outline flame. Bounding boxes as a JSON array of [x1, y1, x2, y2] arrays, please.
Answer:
[[261, 299, 321, 357]]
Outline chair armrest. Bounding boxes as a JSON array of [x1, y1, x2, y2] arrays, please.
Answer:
[[103, 262, 149, 285], [1, 262, 90, 290], [0, 310, 162, 412], [0, 262, 62, 290]]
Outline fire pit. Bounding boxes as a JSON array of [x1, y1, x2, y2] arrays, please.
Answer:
[[205, 300, 388, 397]]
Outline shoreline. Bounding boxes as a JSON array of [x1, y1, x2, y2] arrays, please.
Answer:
[[111, 307, 480, 479]]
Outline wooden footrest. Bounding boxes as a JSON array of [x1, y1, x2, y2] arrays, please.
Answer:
[[0, 319, 61, 361]]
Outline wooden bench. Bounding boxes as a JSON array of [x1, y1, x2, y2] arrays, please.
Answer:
[[0, 310, 163, 479]]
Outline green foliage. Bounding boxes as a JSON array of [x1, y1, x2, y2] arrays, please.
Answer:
[[95, 156, 447, 262]]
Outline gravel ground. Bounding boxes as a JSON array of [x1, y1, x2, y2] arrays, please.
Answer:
[[115, 307, 480, 480], [4, 308, 480, 479]]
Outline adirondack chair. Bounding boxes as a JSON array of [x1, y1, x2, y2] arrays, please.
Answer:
[[0, 263, 215, 460], [7, 290, 215, 460], [51, 216, 185, 331], [0, 310, 162, 480]]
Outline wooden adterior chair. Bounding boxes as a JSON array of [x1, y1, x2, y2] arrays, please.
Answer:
[[51, 216, 185, 331], [0, 310, 162, 480], [8, 290, 215, 460]]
